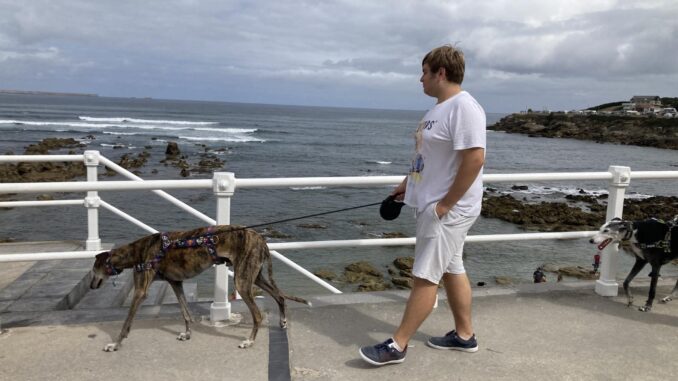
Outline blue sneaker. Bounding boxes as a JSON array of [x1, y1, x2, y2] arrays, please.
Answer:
[[359, 338, 407, 366], [427, 330, 478, 352]]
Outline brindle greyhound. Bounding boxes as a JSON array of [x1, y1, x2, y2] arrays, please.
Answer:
[[90, 225, 310, 351]]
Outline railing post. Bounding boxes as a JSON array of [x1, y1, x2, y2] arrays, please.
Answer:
[[210, 172, 236, 322], [595, 165, 631, 297], [84, 151, 101, 251]]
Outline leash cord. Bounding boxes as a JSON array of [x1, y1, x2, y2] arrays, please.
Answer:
[[239, 201, 383, 231]]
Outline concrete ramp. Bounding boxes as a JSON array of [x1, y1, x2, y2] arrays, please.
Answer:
[[0, 241, 114, 313]]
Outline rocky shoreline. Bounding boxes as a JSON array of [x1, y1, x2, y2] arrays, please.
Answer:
[[0, 138, 226, 186], [489, 113, 678, 150], [3, 137, 678, 290], [315, 192, 678, 292], [481, 192, 678, 232]]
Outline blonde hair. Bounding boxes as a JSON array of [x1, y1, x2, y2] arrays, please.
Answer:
[[422, 45, 465, 84]]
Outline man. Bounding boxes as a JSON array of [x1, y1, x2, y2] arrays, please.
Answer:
[[359, 45, 486, 366]]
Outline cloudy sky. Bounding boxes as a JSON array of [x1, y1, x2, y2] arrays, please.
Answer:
[[1, 0, 676, 113]]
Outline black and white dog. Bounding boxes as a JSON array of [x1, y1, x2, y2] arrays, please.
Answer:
[[590, 217, 678, 312]]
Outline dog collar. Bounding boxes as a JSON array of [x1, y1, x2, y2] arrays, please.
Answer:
[[105, 253, 121, 276]]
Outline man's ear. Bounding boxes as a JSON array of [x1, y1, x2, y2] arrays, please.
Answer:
[[435, 67, 446, 80]]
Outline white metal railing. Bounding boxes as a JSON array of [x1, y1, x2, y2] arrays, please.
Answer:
[[2, 152, 678, 320]]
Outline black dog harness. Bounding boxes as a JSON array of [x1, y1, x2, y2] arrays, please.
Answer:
[[633, 217, 677, 254], [134, 226, 222, 273]]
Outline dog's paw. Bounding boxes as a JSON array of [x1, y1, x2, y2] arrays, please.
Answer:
[[177, 332, 191, 341], [638, 305, 652, 312], [238, 339, 254, 349], [103, 343, 119, 352], [660, 296, 673, 304]]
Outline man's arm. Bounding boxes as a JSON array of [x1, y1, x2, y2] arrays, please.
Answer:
[[391, 176, 408, 201], [435, 147, 485, 217]]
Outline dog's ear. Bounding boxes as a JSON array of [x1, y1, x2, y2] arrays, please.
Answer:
[[94, 251, 110, 260]]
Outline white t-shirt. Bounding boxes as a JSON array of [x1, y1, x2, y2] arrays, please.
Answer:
[[404, 91, 486, 216]]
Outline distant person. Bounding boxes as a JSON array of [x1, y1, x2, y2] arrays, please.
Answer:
[[533, 266, 547, 283], [359, 44, 486, 366]]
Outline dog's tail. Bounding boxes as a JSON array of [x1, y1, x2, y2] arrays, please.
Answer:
[[265, 247, 312, 307]]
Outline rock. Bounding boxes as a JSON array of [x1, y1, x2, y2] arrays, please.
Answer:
[[481, 194, 605, 231], [541, 263, 560, 273], [36, 194, 53, 201], [391, 277, 413, 289], [24, 138, 83, 154], [393, 257, 414, 271], [258, 228, 291, 239], [357, 279, 390, 292], [511, 185, 529, 191], [313, 269, 337, 281], [382, 232, 407, 238], [192, 154, 225, 173], [565, 194, 600, 204], [298, 223, 328, 229], [176, 159, 190, 169], [344, 262, 384, 285], [165, 142, 181, 158], [180, 168, 190, 177], [345, 261, 383, 278], [0, 138, 86, 183], [117, 151, 150, 170], [557, 266, 599, 280], [494, 276, 514, 285]]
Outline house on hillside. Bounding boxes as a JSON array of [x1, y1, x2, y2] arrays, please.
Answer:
[[622, 102, 635, 111], [630, 96, 661, 112]]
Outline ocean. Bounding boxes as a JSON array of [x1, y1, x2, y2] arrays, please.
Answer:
[[1, 93, 677, 296]]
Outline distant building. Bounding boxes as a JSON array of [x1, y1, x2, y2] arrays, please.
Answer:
[[630, 96, 661, 104], [622, 102, 635, 111], [630, 96, 661, 111]]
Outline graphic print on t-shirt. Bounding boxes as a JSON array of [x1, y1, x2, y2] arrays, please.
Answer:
[[409, 120, 428, 182]]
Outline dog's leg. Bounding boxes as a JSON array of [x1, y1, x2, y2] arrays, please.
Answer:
[[660, 279, 678, 304], [639, 264, 661, 312], [105, 272, 154, 352], [255, 272, 287, 329], [167, 280, 193, 341], [235, 277, 262, 349], [623, 258, 646, 308]]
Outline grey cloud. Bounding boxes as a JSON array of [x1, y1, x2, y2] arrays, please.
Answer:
[[468, 6, 678, 79], [0, 0, 675, 112]]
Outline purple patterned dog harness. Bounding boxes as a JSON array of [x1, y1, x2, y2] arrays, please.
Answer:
[[134, 226, 222, 272]]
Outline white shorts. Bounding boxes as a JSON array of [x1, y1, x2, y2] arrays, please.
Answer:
[[412, 202, 478, 284]]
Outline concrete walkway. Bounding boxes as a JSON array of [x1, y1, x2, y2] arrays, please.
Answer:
[[1, 281, 678, 381], [1, 241, 678, 380]]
